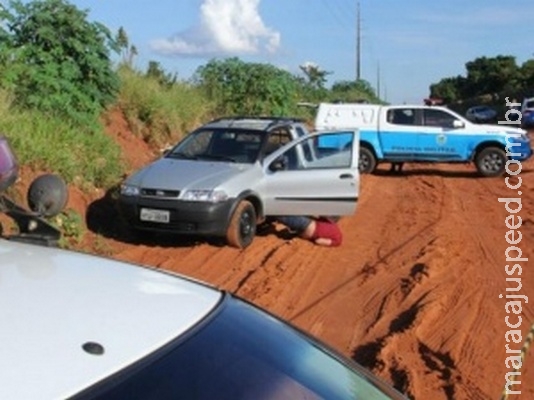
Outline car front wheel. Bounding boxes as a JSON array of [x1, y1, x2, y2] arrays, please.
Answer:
[[226, 200, 256, 249], [475, 147, 507, 177]]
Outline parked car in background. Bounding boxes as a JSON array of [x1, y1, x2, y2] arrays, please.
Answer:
[[521, 97, 534, 129], [118, 117, 360, 248], [0, 137, 407, 400], [465, 105, 497, 123]]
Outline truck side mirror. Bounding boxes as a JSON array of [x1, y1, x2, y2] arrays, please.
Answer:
[[452, 120, 465, 129]]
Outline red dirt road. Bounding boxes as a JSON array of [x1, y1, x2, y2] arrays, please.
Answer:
[[49, 113, 532, 399], [103, 159, 534, 399]]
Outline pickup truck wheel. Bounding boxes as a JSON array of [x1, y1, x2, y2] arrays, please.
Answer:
[[475, 147, 506, 177], [359, 147, 377, 174], [226, 200, 256, 249]]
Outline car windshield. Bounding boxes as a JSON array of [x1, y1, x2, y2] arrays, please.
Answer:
[[73, 295, 401, 400], [166, 128, 264, 164]]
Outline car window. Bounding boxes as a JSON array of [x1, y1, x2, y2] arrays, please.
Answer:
[[264, 128, 293, 155], [168, 129, 263, 163], [422, 109, 457, 127], [74, 296, 397, 400], [271, 132, 353, 171], [295, 126, 308, 138], [169, 129, 213, 157], [387, 109, 415, 125]]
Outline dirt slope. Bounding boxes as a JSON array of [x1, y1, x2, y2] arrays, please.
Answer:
[[76, 113, 533, 399]]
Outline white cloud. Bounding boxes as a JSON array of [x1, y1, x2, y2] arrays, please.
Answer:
[[150, 0, 280, 57]]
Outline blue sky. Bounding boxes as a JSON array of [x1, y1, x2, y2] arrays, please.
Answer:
[[70, 0, 534, 104]]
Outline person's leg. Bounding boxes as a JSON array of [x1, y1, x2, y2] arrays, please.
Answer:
[[276, 216, 312, 234]]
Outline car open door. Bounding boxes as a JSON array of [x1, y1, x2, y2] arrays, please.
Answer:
[[262, 130, 359, 216]]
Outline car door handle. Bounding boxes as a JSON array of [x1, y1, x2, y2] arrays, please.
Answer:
[[339, 173, 353, 179]]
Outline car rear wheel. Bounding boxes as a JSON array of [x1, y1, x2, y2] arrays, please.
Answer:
[[475, 147, 507, 177], [359, 147, 377, 174], [226, 200, 256, 249]]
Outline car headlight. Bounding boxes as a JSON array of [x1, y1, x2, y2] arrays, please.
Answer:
[[120, 184, 140, 197], [182, 189, 228, 202]]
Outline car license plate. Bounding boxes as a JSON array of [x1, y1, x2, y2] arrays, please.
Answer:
[[140, 208, 170, 223]]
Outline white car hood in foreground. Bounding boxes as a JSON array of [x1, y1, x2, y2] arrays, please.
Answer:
[[0, 239, 221, 399]]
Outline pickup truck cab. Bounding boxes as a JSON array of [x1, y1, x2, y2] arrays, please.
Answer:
[[315, 103, 532, 176]]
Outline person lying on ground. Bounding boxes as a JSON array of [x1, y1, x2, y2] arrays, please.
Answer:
[[275, 216, 342, 247]]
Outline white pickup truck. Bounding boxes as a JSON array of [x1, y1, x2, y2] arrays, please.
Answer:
[[315, 102, 532, 176]]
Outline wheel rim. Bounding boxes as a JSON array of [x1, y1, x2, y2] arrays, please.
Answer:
[[481, 152, 503, 173], [359, 154, 369, 172], [239, 209, 254, 239]]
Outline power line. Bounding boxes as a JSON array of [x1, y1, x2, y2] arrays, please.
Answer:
[[319, 0, 353, 30]]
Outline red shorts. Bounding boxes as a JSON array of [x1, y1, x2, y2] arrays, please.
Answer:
[[311, 220, 342, 246]]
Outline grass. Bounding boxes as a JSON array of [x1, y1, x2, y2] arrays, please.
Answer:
[[0, 90, 125, 189], [117, 67, 214, 148]]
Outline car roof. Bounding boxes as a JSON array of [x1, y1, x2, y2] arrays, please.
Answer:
[[0, 239, 221, 399], [202, 116, 306, 131]]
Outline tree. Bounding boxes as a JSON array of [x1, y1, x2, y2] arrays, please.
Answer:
[[299, 62, 331, 90], [428, 55, 526, 102], [429, 76, 465, 103], [464, 55, 520, 95], [194, 57, 299, 116], [116, 26, 137, 68], [0, 0, 120, 125], [330, 79, 380, 103], [520, 59, 534, 89], [146, 61, 177, 88]]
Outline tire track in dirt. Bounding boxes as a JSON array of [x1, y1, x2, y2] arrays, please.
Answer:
[[359, 161, 534, 400]]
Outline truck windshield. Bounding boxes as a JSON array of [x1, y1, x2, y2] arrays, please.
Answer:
[[74, 295, 402, 400]]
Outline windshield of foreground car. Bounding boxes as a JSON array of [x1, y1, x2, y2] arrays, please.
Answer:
[[167, 128, 264, 164], [73, 295, 403, 400]]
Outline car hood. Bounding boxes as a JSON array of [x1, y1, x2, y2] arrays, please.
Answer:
[[0, 239, 221, 399], [479, 124, 527, 136], [126, 158, 251, 190]]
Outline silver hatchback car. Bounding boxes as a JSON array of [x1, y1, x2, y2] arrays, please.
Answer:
[[118, 117, 360, 248]]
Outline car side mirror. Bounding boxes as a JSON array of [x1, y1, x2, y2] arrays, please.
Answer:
[[452, 120, 465, 129], [269, 156, 287, 172]]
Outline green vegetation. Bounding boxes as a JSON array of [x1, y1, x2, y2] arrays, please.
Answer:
[[117, 66, 212, 148], [429, 55, 534, 113], [0, 89, 123, 188], [51, 208, 85, 248], [0, 0, 120, 128]]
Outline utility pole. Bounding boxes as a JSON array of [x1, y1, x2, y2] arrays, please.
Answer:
[[356, 1, 361, 81], [377, 61, 380, 100]]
